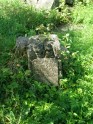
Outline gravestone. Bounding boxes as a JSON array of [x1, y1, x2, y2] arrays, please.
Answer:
[[27, 34, 62, 86], [24, 0, 59, 10], [16, 34, 62, 86]]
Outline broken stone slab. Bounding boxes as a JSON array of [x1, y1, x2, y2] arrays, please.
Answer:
[[15, 34, 62, 85], [27, 34, 62, 86], [23, 0, 59, 10]]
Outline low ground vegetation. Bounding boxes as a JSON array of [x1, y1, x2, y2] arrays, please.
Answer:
[[0, 0, 93, 123]]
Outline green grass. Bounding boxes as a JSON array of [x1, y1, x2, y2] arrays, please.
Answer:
[[72, 4, 93, 24], [1, 1, 93, 124]]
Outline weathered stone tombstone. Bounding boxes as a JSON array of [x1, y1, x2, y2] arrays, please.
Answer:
[[22, 0, 59, 10], [16, 34, 62, 86]]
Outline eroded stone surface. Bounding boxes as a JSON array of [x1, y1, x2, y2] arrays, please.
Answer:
[[32, 58, 58, 86]]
